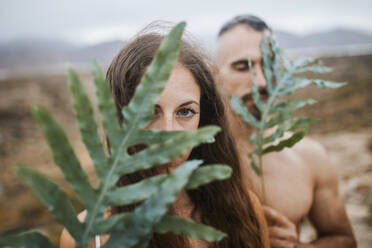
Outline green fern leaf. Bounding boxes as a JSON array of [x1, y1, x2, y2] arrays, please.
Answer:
[[230, 31, 347, 195], [1, 22, 232, 248]]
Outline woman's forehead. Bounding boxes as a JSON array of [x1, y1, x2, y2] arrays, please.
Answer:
[[156, 63, 201, 107]]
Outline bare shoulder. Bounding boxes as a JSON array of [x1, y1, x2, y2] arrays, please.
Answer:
[[60, 209, 111, 248], [271, 131, 327, 164], [60, 211, 87, 248], [292, 137, 328, 165], [292, 136, 326, 158], [292, 136, 338, 185], [60, 226, 76, 248]]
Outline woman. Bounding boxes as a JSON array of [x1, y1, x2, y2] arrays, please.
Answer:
[[61, 28, 269, 248]]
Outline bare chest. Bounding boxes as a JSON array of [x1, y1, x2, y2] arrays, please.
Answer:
[[244, 150, 314, 224]]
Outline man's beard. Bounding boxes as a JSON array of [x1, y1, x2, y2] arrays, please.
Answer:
[[241, 88, 269, 120]]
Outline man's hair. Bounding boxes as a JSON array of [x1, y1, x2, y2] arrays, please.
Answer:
[[218, 14, 269, 37]]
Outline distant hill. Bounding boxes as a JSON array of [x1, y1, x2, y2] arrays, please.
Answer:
[[0, 39, 125, 76], [274, 28, 372, 57], [0, 38, 76, 68], [274, 28, 372, 48], [0, 28, 372, 77], [78, 40, 125, 65]]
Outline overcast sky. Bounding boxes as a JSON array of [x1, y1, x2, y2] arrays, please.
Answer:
[[1, 0, 372, 45]]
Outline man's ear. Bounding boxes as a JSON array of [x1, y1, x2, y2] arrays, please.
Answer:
[[209, 63, 230, 99], [209, 63, 219, 78], [209, 63, 224, 89]]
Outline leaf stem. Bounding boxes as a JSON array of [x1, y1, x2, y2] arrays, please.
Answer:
[[255, 65, 290, 204]]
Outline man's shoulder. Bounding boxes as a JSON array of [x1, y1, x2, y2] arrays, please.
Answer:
[[291, 136, 338, 184], [277, 132, 327, 166], [292, 136, 327, 159]]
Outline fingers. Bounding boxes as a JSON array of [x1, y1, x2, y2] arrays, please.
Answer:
[[270, 226, 297, 248], [264, 206, 299, 248], [270, 238, 297, 248], [263, 206, 294, 228], [269, 226, 298, 242]]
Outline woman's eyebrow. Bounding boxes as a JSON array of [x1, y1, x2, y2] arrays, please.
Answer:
[[179, 100, 199, 107]]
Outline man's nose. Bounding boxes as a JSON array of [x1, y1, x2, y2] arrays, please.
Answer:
[[254, 65, 267, 89]]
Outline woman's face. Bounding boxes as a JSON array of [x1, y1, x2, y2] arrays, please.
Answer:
[[147, 63, 201, 171], [147, 63, 201, 130]]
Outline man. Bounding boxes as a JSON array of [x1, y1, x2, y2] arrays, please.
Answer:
[[216, 15, 356, 248]]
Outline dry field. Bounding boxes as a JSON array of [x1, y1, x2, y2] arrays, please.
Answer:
[[0, 54, 371, 246]]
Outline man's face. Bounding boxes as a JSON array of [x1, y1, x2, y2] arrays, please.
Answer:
[[216, 24, 268, 117]]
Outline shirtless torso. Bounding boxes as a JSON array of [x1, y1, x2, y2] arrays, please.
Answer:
[[216, 18, 356, 247], [229, 111, 356, 248], [239, 140, 314, 226]]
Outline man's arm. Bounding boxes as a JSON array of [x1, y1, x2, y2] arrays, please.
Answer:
[[264, 138, 356, 248], [298, 138, 356, 248]]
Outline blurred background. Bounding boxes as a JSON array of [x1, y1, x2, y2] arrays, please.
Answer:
[[0, 0, 371, 246]]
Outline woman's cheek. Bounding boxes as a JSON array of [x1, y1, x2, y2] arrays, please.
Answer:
[[169, 150, 192, 173], [178, 115, 200, 130]]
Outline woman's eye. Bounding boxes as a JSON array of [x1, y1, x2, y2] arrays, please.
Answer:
[[177, 108, 197, 118]]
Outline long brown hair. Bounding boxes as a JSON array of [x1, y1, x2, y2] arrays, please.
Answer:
[[106, 30, 263, 248]]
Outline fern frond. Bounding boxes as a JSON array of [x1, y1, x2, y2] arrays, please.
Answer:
[[1, 22, 232, 248]]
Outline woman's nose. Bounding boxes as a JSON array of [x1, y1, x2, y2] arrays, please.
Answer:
[[161, 115, 175, 131], [149, 113, 179, 131]]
